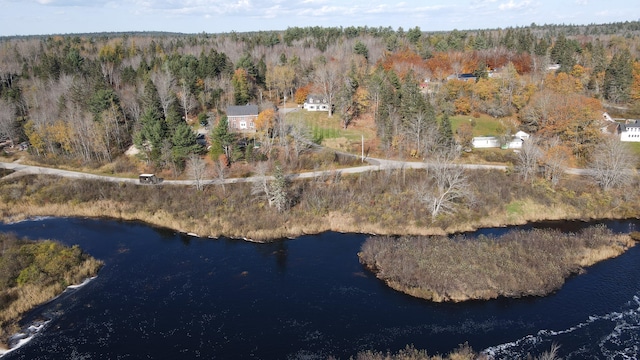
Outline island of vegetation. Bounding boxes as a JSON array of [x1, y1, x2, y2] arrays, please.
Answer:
[[359, 226, 637, 302], [0, 233, 103, 351]]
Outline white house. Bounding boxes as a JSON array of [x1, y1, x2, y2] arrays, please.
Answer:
[[472, 131, 530, 149], [620, 120, 640, 142], [303, 95, 330, 112], [472, 136, 501, 148]]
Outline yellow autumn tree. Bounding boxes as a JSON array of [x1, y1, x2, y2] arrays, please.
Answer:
[[255, 108, 276, 132], [23, 120, 45, 156]]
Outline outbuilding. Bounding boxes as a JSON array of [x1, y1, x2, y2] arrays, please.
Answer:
[[139, 173, 160, 184]]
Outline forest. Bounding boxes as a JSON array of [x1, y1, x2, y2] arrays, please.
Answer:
[[0, 21, 639, 174]]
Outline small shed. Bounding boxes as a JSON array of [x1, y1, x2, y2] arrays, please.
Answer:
[[139, 174, 160, 184]]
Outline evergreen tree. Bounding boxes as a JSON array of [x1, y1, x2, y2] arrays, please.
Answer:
[[534, 37, 549, 56], [172, 122, 200, 169], [400, 71, 429, 121], [232, 68, 251, 105], [236, 54, 257, 79], [164, 93, 183, 133], [135, 107, 167, 163], [142, 78, 164, 117], [604, 49, 633, 103], [472, 61, 489, 81], [550, 34, 577, 72], [354, 40, 369, 61], [209, 116, 235, 159], [256, 55, 267, 86], [438, 113, 454, 149], [406, 26, 422, 45]]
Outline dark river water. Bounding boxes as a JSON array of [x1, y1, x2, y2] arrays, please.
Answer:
[[0, 217, 639, 359]]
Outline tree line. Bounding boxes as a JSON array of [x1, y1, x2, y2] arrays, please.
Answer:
[[0, 22, 638, 173]]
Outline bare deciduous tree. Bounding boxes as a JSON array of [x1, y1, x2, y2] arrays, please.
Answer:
[[314, 59, 343, 117], [151, 68, 175, 120], [516, 136, 543, 183], [251, 162, 273, 207], [212, 156, 228, 193], [186, 154, 208, 191], [178, 79, 196, 122], [287, 121, 313, 164], [589, 136, 637, 191], [0, 99, 17, 147], [420, 151, 472, 219], [541, 137, 570, 188]]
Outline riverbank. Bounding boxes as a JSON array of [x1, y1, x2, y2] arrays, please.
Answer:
[[0, 234, 103, 351], [0, 169, 639, 242], [358, 227, 637, 302]]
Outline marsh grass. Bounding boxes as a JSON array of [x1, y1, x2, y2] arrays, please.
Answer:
[[0, 234, 103, 349], [358, 226, 635, 302], [0, 167, 638, 241]]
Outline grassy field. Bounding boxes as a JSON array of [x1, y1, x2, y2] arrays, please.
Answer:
[[624, 141, 640, 156], [288, 110, 510, 141], [286, 109, 376, 143], [449, 114, 514, 137]]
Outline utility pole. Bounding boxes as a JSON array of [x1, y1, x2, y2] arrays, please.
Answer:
[[361, 134, 364, 162]]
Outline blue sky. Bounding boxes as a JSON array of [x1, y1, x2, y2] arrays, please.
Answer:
[[1, 0, 639, 36]]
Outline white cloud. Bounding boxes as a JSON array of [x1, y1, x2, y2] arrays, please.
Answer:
[[498, 0, 533, 10]]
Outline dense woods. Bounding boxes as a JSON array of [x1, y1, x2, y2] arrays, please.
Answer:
[[1, 21, 639, 174]]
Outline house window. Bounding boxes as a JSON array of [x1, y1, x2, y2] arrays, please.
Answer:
[[240, 121, 247, 129]]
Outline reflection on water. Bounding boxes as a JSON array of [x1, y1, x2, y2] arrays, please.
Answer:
[[0, 217, 638, 359]]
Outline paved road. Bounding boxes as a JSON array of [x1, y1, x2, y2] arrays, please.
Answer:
[[0, 156, 591, 187]]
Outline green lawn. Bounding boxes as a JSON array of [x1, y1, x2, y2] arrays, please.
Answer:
[[286, 110, 373, 143], [623, 141, 640, 156], [449, 114, 509, 137], [286, 110, 510, 149]]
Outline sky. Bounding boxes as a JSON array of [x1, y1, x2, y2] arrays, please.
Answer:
[[0, 0, 639, 37]]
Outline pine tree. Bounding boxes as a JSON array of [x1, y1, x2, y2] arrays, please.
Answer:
[[232, 68, 251, 105], [209, 116, 235, 160], [604, 49, 633, 103], [172, 122, 200, 169], [438, 113, 454, 149], [141, 78, 163, 117], [135, 107, 167, 163]]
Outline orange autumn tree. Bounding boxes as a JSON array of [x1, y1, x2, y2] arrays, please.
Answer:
[[378, 48, 428, 79], [294, 84, 312, 104], [521, 87, 603, 159], [255, 108, 276, 132], [425, 52, 453, 80]]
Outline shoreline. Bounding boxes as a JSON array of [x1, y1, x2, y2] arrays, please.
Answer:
[[358, 228, 638, 303], [0, 199, 635, 243]]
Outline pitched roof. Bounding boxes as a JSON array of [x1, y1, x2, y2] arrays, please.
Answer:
[[227, 104, 259, 117], [621, 120, 640, 131]]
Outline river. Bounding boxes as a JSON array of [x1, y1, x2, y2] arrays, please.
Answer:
[[0, 217, 638, 359]]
